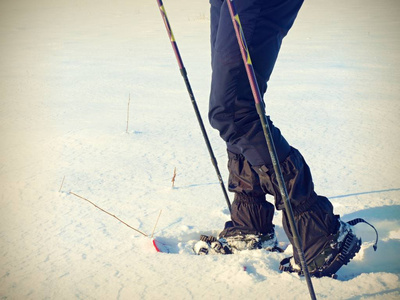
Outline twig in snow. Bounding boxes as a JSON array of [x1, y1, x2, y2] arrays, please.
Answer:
[[69, 191, 148, 237], [59, 176, 65, 192], [171, 167, 177, 188], [151, 210, 162, 238]]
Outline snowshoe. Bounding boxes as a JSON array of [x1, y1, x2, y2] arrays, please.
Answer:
[[280, 218, 378, 278]]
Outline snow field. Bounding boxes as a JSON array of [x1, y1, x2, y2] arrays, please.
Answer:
[[0, 0, 399, 299]]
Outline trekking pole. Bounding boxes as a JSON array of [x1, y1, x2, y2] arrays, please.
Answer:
[[226, 1, 316, 299], [156, 0, 231, 213]]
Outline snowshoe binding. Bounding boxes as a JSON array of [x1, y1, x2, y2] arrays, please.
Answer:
[[194, 230, 282, 255], [193, 235, 232, 255], [280, 218, 378, 278], [220, 231, 282, 253]]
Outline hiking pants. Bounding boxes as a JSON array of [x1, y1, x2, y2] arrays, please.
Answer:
[[209, 0, 340, 265]]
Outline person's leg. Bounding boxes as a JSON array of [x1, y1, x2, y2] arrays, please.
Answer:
[[209, 0, 303, 242], [209, 0, 303, 166], [224, 150, 275, 234], [253, 148, 341, 265], [254, 150, 361, 276], [210, 0, 290, 244], [208, 0, 361, 274]]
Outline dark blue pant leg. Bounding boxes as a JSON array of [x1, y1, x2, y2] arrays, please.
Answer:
[[210, 1, 341, 267], [209, 0, 303, 236], [209, 0, 303, 167]]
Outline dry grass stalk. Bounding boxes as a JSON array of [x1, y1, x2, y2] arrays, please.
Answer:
[[151, 210, 163, 238], [171, 167, 177, 188], [59, 176, 65, 192], [70, 191, 148, 237]]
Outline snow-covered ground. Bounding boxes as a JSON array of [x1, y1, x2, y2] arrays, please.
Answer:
[[1, 0, 399, 299]]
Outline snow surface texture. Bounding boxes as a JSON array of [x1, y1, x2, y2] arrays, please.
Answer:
[[0, 0, 399, 299]]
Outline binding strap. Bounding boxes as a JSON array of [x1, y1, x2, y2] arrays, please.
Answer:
[[346, 218, 378, 251], [279, 256, 298, 273]]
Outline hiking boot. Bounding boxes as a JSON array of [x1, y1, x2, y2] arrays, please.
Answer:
[[280, 220, 362, 277]]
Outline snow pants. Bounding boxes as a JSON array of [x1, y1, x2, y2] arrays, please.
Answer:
[[209, 0, 340, 265]]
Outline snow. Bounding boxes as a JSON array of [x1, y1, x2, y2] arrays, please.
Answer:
[[0, 0, 399, 299]]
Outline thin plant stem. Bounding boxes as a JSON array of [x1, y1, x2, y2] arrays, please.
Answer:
[[151, 210, 163, 238], [70, 192, 148, 237], [59, 176, 65, 192]]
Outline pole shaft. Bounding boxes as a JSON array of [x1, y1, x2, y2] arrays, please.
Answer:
[[156, 0, 231, 212], [226, 1, 316, 299]]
